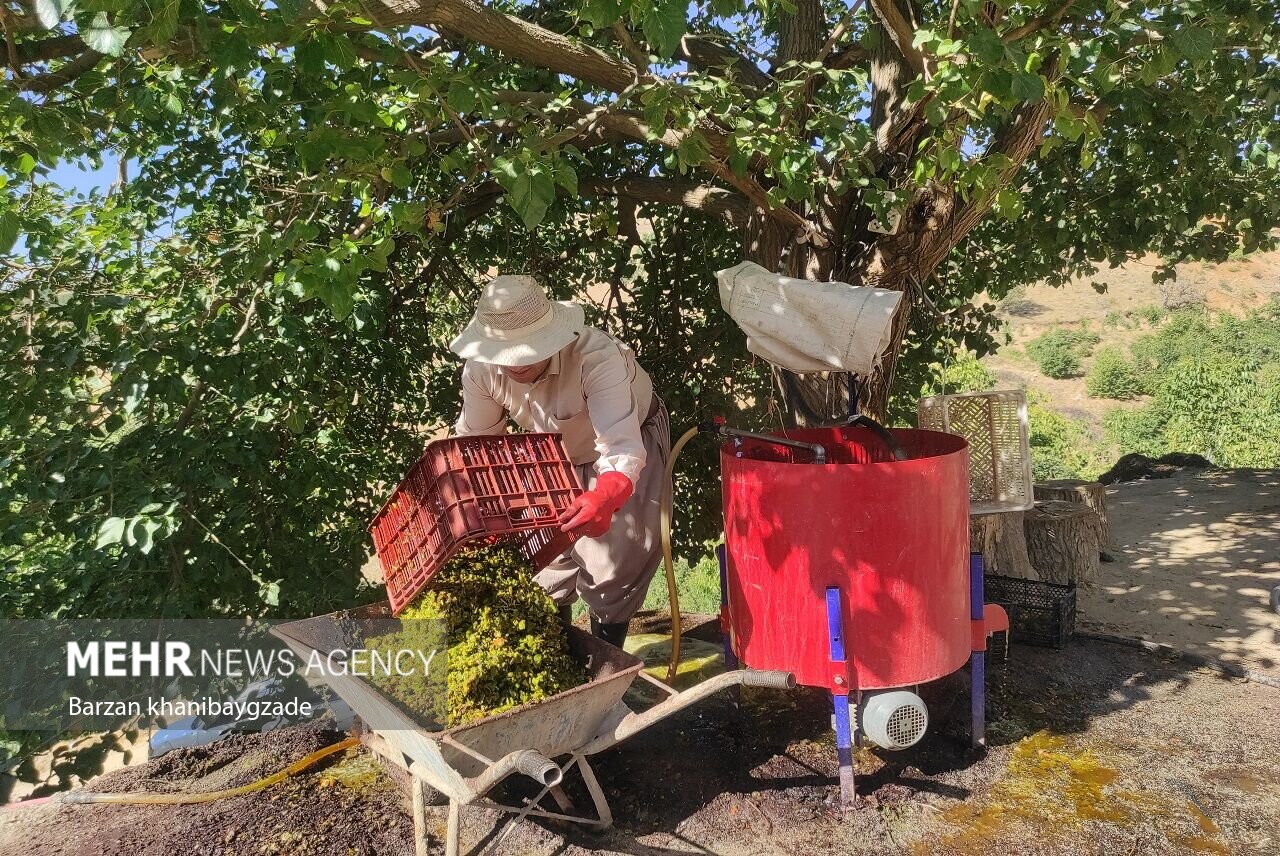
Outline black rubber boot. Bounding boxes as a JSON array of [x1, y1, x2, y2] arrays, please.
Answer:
[[589, 615, 630, 649], [557, 604, 574, 628]]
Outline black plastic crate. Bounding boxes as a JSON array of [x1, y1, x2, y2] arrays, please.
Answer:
[[983, 574, 1076, 648]]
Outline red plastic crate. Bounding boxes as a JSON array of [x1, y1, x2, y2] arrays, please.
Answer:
[[371, 433, 584, 615]]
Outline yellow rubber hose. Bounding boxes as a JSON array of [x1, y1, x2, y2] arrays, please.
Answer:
[[660, 424, 702, 684], [62, 736, 361, 806]]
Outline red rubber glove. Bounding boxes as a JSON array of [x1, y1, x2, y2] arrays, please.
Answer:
[[559, 471, 634, 538]]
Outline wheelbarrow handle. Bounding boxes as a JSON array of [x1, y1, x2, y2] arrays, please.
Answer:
[[741, 669, 797, 690]]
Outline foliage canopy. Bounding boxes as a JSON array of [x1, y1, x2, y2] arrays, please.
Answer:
[[2, 0, 1278, 617]]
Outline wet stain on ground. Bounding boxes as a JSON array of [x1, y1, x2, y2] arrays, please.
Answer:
[[920, 730, 1234, 856]]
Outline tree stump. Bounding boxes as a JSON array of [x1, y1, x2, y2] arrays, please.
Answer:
[[1024, 500, 1102, 585], [970, 511, 1036, 580], [1034, 479, 1110, 546]]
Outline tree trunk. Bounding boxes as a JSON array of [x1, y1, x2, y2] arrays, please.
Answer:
[[970, 511, 1035, 579], [1034, 479, 1109, 546], [1024, 500, 1102, 585]]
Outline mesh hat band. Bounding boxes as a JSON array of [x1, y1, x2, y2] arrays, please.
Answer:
[[477, 300, 556, 340]]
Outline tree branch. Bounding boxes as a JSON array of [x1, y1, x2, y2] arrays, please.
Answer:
[[12, 33, 84, 65], [676, 34, 771, 89], [868, 0, 925, 76], [359, 0, 636, 92], [1, 4, 44, 34], [1003, 0, 1077, 43], [826, 42, 871, 69], [611, 22, 650, 71], [920, 98, 1056, 272], [578, 177, 748, 224], [13, 49, 104, 92], [814, 0, 866, 66]]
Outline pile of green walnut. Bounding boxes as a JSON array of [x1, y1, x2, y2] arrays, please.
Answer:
[[367, 543, 584, 726]]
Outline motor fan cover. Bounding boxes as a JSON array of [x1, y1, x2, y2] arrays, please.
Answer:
[[859, 690, 928, 750]]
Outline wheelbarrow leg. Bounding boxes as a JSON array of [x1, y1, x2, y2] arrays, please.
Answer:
[[576, 755, 614, 829], [549, 783, 575, 813], [445, 799, 461, 856], [412, 778, 429, 856]]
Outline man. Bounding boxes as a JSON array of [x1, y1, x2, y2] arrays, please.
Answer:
[[449, 274, 670, 648]]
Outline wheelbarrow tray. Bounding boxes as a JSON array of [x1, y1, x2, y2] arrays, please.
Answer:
[[272, 602, 643, 795]]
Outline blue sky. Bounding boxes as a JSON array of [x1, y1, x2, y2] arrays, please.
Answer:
[[49, 157, 122, 197]]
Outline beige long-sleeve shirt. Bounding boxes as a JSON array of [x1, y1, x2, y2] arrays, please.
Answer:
[[454, 327, 655, 484]]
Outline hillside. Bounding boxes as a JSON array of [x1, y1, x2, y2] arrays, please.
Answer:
[[976, 248, 1280, 470]]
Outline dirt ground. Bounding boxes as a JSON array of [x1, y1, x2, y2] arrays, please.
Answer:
[[2, 630, 1276, 856], [1080, 469, 1280, 678]]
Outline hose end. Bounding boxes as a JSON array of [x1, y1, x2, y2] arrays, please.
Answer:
[[742, 670, 797, 690], [515, 751, 562, 787]]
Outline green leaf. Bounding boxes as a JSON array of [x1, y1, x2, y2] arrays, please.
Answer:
[[642, 0, 686, 59], [553, 161, 578, 196], [580, 0, 625, 28], [676, 132, 710, 171], [446, 83, 476, 115], [1169, 26, 1213, 63], [499, 161, 556, 229], [95, 517, 126, 549], [0, 211, 19, 255], [34, 0, 75, 29], [16, 153, 36, 175], [314, 278, 356, 319], [939, 145, 960, 173], [993, 187, 1024, 220], [380, 163, 412, 189], [136, 518, 162, 554], [83, 13, 130, 58], [285, 406, 307, 435], [1010, 72, 1044, 103], [968, 26, 1005, 66], [149, 0, 180, 43]]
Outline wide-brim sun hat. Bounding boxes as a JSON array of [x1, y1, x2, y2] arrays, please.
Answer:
[[449, 274, 585, 366]]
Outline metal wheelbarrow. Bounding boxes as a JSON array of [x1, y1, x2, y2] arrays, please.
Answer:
[[273, 604, 794, 856]]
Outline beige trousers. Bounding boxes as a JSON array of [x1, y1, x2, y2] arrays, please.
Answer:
[[535, 402, 671, 624]]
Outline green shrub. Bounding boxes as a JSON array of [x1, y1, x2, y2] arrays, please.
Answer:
[[1018, 391, 1100, 478], [1026, 331, 1083, 378], [1102, 406, 1169, 458], [1104, 351, 1280, 468], [1086, 347, 1142, 400], [1103, 311, 1131, 330], [1136, 304, 1166, 325], [919, 353, 997, 398], [643, 547, 723, 615], [1027, 392, 1095, 480], [1025, 328, 1101, 379]]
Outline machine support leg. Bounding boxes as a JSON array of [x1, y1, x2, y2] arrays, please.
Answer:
[[969, 552, 987, 750], [716, 544, 738, 670], [825, 586, 856, 810]]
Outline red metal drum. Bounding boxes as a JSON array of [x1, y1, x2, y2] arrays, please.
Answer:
[[721, 426, 970, 691]]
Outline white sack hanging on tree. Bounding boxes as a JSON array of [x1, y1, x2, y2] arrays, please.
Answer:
[[715, 261, 904, 375]]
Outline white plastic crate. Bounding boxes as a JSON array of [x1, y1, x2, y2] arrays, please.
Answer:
[[917, 389, 1033, 515]]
